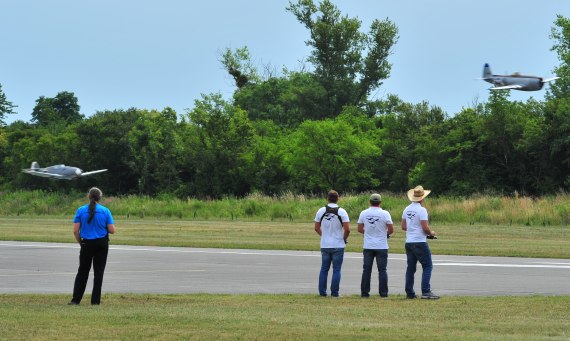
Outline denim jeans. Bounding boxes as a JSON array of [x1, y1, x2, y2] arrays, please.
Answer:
[[319, 248, 345, 297], [361, 249, 388, 297], [405, 242, 433, 297]]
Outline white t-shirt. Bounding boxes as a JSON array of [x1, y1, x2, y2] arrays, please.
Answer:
[[357, 207, 393, 249], [314, 203, 350, 248], [358, 206, 394, 250], [402, 202, 429, 243]]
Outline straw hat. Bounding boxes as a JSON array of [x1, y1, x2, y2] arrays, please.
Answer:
[[407, 185, 431, 202]]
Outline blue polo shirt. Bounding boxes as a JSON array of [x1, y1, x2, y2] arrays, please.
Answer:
[[74, 203, 115, 239]]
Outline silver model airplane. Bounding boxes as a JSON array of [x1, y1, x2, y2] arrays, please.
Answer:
[[482, 63, 559, 91], [22, 162, 107, 180]]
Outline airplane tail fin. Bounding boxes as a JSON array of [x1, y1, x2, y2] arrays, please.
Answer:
[[483, 63, 493, 79], [31, 162, 40, 169]]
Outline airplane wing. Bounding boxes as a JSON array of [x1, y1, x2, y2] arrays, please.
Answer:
[[80, 169, 108, 177], [22, 170, 65, 178], [490, 85, 523, 90], [542, 77, 560, 83]]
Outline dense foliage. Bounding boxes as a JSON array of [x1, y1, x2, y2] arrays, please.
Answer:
[[0, 3, 568, 198]]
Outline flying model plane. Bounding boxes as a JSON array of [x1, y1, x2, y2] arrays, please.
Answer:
[[481, 63, 560, 91], [22, 162, 107, 180]]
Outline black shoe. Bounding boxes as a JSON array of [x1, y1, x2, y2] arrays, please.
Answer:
[[406, 295, 417, 299], [361, 293, 370, 298], [421, 291, 440, 299], [67, 301, 79, 305]]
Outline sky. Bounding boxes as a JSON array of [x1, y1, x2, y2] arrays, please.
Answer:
[[1, 0, 568, 124]]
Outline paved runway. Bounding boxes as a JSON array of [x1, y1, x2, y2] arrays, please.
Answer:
[[1, 241, 569, 296]]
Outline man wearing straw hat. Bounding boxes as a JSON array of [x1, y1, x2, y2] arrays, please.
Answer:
[[401, 185, 439, 299]]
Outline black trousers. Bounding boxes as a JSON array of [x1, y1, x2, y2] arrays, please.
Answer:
[[71, 236, 109, 304]]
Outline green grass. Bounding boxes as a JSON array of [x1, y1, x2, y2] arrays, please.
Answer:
[[1, 217, 569, 258], [0, 190, 569, 226], [0, 294, 568, 340]]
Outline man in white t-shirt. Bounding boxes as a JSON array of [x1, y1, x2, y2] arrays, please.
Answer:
[[401, 185, 439, 299], [357, 193, 394, 298], [314, 190, 350, 297]]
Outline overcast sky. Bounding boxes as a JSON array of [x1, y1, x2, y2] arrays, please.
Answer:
[[1, 0, 568, 124]]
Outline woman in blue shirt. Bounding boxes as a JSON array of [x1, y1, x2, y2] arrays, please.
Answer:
[[69, 187, 116, 305]]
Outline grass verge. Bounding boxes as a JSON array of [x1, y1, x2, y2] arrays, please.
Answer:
[[1, 190, 568, 226], [0, 294, 568, 340], [1, 217, 569, 258]]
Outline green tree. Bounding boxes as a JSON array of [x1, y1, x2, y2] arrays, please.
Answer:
[[287, 0, 398, 117], [286, 113, 381, 193], [240, 120, 291, 194], [371, 95, 446, 192], [544, 15, 570, 190], [422, 93, 551, 195], [74, 109, 140, 194], [31, 91, 83, 127], [185, 94, 254, 197], [127, 108, 182, 194], [0, 83, 17, 126], [548, 15, 570, 100], [221, 47, 261, 89], [0, 125, 8, 183], [233, 71, 328, 127], [2, 121, 79, 191]]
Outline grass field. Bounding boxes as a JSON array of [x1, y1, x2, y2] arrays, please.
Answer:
[[1, 190, 569, 226], [1, 294, 568, 340], [1, 217, 569, 258]]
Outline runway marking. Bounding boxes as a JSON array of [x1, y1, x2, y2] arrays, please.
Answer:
[[106, 270, 205, 274], [0, 271, 77, 277], [0, 269, 205, 277], [2, 242, 570, 269], [530, 261, 570, 266], [435, 262, 570, 269]]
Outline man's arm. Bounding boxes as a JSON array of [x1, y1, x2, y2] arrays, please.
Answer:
[[420, 220, 436, 237], [357, 223, 364, 234], [401, 218, 407, 231], [387, 223, 394, 236], [314, 222, 322, 236], [73, 223, 81, 243], [343, 222, 350, 243]]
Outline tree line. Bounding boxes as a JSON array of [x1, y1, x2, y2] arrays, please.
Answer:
[[0, 1, 568, 198]]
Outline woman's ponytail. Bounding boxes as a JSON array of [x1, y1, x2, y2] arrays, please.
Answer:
[[87, 187, 102, 223]]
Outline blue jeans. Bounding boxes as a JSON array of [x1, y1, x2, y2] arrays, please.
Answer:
[[405, 242, 433, 297], [361, 249, 388, 297], [319, 248, 345, 297]]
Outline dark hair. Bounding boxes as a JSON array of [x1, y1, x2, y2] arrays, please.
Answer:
[[369, 200, 381, 207], [327, 190, 339, 203], [87, 187, 102, 224]]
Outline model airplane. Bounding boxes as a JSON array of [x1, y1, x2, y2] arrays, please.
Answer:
[[22, 162, 107, 180], [481, 63, 560, 91]]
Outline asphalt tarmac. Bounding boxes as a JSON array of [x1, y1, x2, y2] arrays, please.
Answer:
[[1, 241, 569, 296]]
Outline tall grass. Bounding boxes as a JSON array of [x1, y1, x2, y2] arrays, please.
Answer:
[[0, 190, 568, 225]]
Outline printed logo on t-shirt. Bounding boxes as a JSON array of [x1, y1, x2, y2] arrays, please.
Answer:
[[323, 213, 336, 221], [366, 217, 381, 224], [406, 211, 416, 219]]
